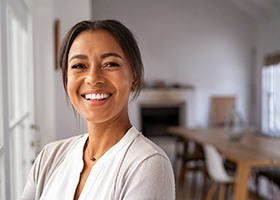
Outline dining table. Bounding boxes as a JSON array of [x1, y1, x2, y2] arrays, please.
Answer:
[[168, 126, 280, 200]]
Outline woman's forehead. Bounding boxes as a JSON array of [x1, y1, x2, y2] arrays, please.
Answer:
[[74, 30, 119, 46], [68, 30, 125, 58]]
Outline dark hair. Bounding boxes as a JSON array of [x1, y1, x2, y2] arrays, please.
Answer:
[[59, 19, 144, 100]]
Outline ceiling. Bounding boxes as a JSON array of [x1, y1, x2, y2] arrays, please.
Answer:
[[227, 0, 280, 20], [23, 0, 280, 22]]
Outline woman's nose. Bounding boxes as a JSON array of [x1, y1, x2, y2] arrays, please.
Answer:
[[84, 67, 105, 86]]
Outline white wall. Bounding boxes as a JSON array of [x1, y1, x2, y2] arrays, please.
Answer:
[[32, 0, 56, 147], [92, 0, 255, 128]]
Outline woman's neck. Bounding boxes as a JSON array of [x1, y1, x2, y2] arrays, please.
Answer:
[[85, 119, 132, 157]]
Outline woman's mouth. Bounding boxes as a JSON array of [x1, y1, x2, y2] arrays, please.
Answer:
[[82, 93, 111, 101]]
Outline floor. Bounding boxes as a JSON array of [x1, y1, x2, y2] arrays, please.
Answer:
[[150, 136, 280, 200]]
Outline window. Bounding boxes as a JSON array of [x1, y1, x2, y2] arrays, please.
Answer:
[[262, 53, 280, 137], [7, 7, 35, 199], [0, 1, 36, 199]]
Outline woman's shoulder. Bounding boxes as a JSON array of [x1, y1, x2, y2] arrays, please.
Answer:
[[42, 134, 86, 154], [114, 129, 175, 199], [25, 134, 87, 194], [135, 134, 168, 157], [36, 134, 86, 173], [126, 127, 170, 163]]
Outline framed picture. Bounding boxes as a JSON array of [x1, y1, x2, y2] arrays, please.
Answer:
[[54, 19, 60, 70]]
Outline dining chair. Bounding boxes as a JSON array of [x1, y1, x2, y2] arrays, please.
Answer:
[[210, 96, 236, 127], [210, 96, 237, 172], [174, 136, 207, 197], [203, 143, 235, 200], [255, 167, 280, 197]]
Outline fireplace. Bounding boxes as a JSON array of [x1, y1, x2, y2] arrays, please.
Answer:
[[140, 102, 185, 137], [128, 88, 195, 136]]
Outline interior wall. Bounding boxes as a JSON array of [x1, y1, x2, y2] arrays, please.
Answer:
[[53, 0, 91, 140], [32, 0, 56, 146], [92, 0, 255, 128]]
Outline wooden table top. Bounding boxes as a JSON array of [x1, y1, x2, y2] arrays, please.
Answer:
[[168, 126, 280, 166]]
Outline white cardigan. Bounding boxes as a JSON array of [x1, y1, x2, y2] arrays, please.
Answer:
[[21, 127, 175, 200]]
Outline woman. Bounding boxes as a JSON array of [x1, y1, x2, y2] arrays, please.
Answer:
[[21, 20, 175, 200]]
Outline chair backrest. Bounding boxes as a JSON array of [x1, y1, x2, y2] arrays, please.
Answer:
[[203, 144, 234, 183], [210, 96, 236, 127]]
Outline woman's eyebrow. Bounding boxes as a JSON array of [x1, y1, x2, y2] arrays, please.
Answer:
[[100, 52, 123, 59], [69, 53, 123, 62], [69, 54, 88, 62]]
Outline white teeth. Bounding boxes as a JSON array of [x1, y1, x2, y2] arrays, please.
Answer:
[[85, 93, 110, 100]]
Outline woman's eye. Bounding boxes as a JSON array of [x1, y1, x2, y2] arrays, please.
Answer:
[[71, 64, 86, 69], [103, 62, 120, 68]]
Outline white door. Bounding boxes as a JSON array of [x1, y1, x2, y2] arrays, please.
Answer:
[[0, 0, 37, 199]]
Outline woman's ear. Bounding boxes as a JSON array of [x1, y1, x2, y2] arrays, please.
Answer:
[[131, 80, 138, 92]]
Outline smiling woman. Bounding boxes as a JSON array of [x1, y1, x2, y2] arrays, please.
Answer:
[[21, 20, 175, 200]]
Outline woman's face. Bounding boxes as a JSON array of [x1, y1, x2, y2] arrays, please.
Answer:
[[67, 30, 135, 124]]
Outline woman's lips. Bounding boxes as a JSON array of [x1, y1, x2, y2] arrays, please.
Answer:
[[84, 93, 111, 100], [81, 90, 113, 106]]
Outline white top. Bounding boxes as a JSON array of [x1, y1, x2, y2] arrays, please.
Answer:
[[21, 127, 175, 200]]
